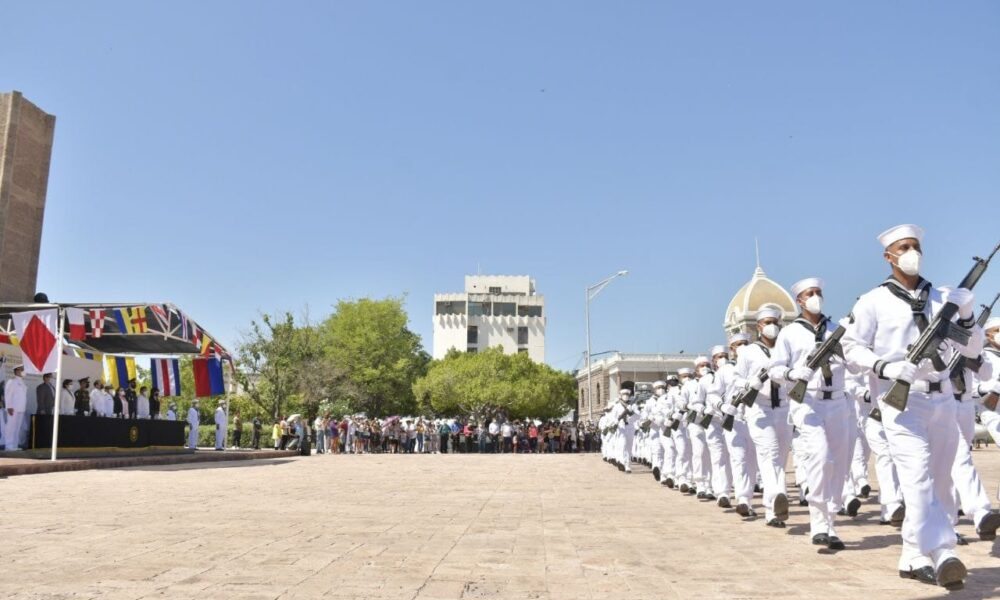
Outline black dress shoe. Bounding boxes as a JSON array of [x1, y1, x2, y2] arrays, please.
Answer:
[[879, 520, 892, 526], [652, 467, 660, 481], [766, 518, 786, 528], [977, 511, 1000, 541], [936, 557, 967, 591], [827, 536, 845, 550], [958, 509, 965, 517], [754, 484, 763, 494], [836, 508, 847, 516], [799, 498, 809, 507], [899, 566, 937, 585], [957, 533, 969, 546], [891, 505, 906, 528], [697, 491, 707, 500], [774, 494, 789, 522], [736, 503, 750, 517], [812, 533, 830, 546], [686, 487, 697, 495], [847, 497, 862, 517], [663, 477, 674, 488], [705, 493, 717, 501], [859, 484, 871, 499], [717, 496, 731, 509], [679, 483, 690, 493], [618, 464, 625, 472]]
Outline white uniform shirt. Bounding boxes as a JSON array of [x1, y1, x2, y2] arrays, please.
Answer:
[[166, 409, 177, 421], [696, 371, 725, 416], [735, 342, 782, 408], [769, 316, 846, 398], [137, 394, 150, 419], [188, 407, 200, 428], [89, 388, 105, 416], [844, 282, 982, 399], [59, 388, 75, 415], [214, 407, 227, 427], [3, 377, 27, 412]]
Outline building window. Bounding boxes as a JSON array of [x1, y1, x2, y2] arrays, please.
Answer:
[[435, 301, 466, 315], [517, 348, 528, 354], [517, 326, 528, 345], [489, 286, 502, 295], [468, 301, 491, 317], [517, 305, 542, 317], [467, 326, 478, 344], [467, 346, 477, 354], [493, 302, 516, 317]]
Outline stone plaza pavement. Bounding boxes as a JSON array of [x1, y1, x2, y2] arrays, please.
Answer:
[[5, 451, 1000, 600]]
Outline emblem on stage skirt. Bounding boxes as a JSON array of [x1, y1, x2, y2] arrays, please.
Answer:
[[129, 425, 139, 443]]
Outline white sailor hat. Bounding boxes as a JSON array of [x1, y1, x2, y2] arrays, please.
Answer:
[[708, 345, 727, 358], [619, 387, 632, 395], [756, 306, 782, 322], [694, 355, 710, 366], [878, 224, 924, 249], [728, 333, 751, 345], [984, 317, 1000, 331], [790, 277, 824, 298], [10, 362, 23, 371], [653, 380, 666, 388], [677, 367, 693, 376]]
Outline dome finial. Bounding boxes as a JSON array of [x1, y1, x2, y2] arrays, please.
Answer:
[[753, 237, 765, 277]]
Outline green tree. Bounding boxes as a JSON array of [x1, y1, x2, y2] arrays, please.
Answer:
[[234, 312, 310, 420], [413, 347, 574, 422], [319, 297, 429, 417]]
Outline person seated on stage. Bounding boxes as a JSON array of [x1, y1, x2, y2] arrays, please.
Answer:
[[137, 386, 150, 419], [59, 379, 75, 415], [35, 373, 55, 416]]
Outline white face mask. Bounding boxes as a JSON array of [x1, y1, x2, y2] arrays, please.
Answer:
[[698, 366, 711, 376], [893, 249, 922, 276], [761, 323, 780, 340], [803, 294, 823, 315], [715, 356, 727, 368]]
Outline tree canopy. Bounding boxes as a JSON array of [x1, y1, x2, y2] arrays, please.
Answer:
[[413, 347, 575, 422]]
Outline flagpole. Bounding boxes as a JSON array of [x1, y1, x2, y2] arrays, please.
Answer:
[[51, 307, 66, 461]]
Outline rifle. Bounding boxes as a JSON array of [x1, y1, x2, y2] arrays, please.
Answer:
[[722, 367, 769, 432], [883, 242, 1000, 411], [948, 293, 999, 396], [697, 410, 713, 429], [788, 325, 847, 402]]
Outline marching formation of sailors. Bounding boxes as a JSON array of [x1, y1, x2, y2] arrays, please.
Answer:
[[599, 224, 1000, 591]]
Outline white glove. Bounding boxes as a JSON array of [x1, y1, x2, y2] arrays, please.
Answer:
[[721, 403, 738, 416], [748, 377, 764, 391], [915, 358, 939, 380], [941, 286, 975, 320], [788, 366, 814, 382], [689, 403, 705, 413], [912, 380, 930, 393], [672, 411, 682, 420], [989, 381, 1000, 395], [883, 360, 918, 383]]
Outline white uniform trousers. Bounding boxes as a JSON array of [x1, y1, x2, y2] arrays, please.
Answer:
[[671, 424, 692, 486], [660, 430, 676, 480], [952, 399, 992, 527], [881, 392, 959, 571], [620, 429, 635, 469], [706, 421, 733, 499], [724, 418, 757, 506], [649, 429, 664, 473], [746, 403, 792, 521], [862, 409, 903, 520], [688, 423, 711, 493], [215, 426, 225, 450], [188, 425, 199, 449], [3, 411, 23, 451], [791, 426, 808, 496], [790, 395, 850, 539], [839, 401, 861, 510]]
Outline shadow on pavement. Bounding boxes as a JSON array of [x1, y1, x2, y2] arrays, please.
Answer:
[[118, 458, 297, 472]]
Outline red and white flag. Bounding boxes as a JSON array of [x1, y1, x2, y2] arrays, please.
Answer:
[[90, 309, 106, 338], [66, 307, 86, 340], [12, 309, 60, 374], [149, 304, 170, 332]]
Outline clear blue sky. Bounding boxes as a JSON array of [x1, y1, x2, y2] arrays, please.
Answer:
[[4, 2, 999, 371]]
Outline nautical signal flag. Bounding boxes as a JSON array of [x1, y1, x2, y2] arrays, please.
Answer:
[[66, 307, 86, 340], [12, 309, 60, 374], [106, 355, 137, 389], [192, 357, 225, 397], [114, 307, 149, 335], [89, 309, 107, 338], [150, 358, 181, 396], [199, 333, 214, 355]]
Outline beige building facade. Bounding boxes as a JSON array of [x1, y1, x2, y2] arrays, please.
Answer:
[[0, 91, 55, 302]]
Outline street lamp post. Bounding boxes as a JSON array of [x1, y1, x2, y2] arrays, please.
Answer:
[[585, 270, 628, 421]]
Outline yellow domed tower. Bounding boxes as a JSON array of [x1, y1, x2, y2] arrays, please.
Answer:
[[724, 263, 797, 337]]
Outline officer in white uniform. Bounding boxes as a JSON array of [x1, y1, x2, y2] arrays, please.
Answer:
[[686, 357, 713, 499], [646, 380, 669, 482], [736, 307, 792, 527], [769, 277, 849, 552], [614, 388, 639, 473], [847, 371, 904, 527], [166, 403, 178, 421], [698, 347, 735, 508], [975, 318, 1000, 490], [843, 224, 988, 590], [187, 400, 200, 449], [214, 401, 227, 450], [669, 371, 694, 493], [3, 364, 27, 451], [658, 377, 679, 488]]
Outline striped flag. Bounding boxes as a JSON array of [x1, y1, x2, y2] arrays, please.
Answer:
[[114, 307, 149, 335], [199, 333, 214, 356], [150, 358, 181, 396], [192, 357, 225, 397], [66, 307, 86, 340], [179, 311, 190, 341], [106, 355, 137, 389]]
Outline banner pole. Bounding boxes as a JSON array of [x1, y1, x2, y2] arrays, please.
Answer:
[[51, 307, 66, 461]]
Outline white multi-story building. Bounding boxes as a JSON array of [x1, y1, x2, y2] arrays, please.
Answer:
[[433, 275, 545, 362]]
